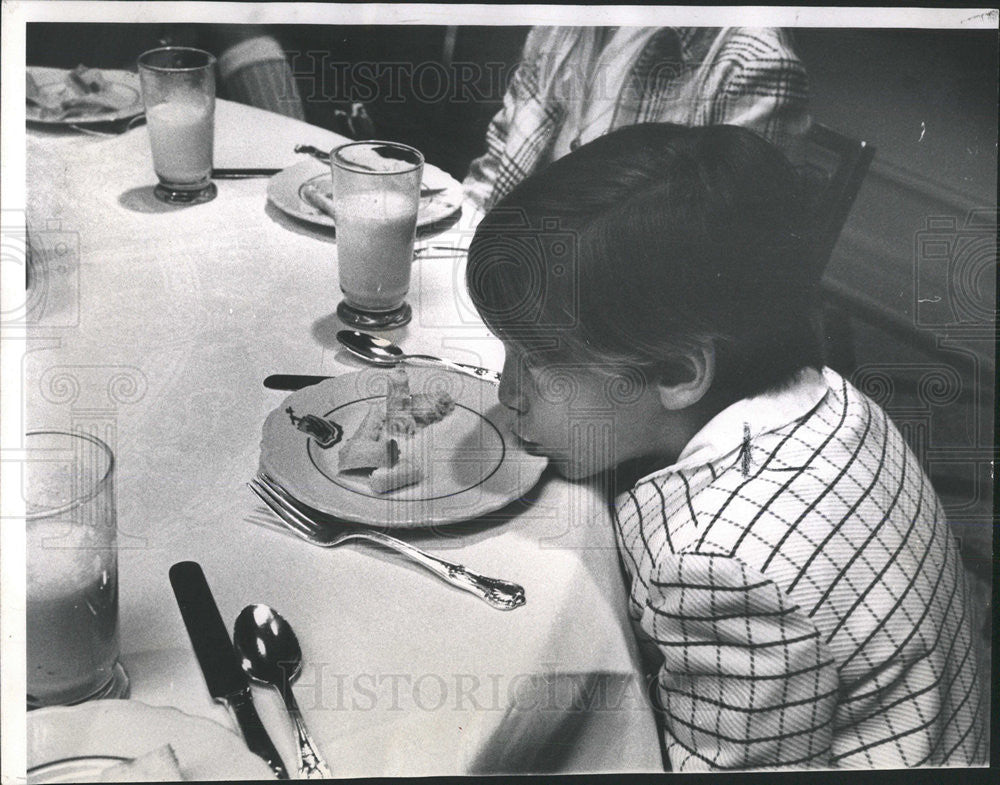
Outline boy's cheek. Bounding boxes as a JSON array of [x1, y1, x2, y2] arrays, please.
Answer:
[[550, 456, 585, 480], [523, 412, 617, 478], [552, 445, 615, 481]]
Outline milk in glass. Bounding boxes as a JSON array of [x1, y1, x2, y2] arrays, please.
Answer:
[[27, 521, 120, 705], [337, 190, 418, 312], [146, 100, 214, 186], [138, 47, 217, 203], [25, 432, 124, 707]]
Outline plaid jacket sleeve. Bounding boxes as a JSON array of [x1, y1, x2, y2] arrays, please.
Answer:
[[691, 29, 810, 149], [462, 29, 562, 213], [645, 552, 839, 770]]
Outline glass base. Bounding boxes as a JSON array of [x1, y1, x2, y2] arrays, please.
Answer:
[[27, 661, 130, 711], [337, 300, 412, 329], [154, 182, 217, 205]]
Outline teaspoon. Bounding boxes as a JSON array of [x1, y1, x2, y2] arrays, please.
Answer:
[[234, 604, 332, 779], [336, 330, 501, 384]]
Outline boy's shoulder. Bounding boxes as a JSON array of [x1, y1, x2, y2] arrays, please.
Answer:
[[622, 368, 939, 582]]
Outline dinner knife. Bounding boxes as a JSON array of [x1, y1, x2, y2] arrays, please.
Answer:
[[169, 561, 289, 780], [264, 363, 500, 391], [212, 168, 282, 179]]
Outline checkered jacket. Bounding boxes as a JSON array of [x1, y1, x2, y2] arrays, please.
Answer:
[[614, 367, 988, 770], [464, 27, 810, 213]]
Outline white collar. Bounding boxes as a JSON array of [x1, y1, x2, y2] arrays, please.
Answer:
[[637, 367, 831, 482]]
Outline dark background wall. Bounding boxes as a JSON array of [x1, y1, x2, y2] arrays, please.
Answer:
[[277, 25, 530, 177], [793, 29, 996, 546]]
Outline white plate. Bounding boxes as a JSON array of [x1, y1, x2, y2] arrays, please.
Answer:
[[266, 158, 463, 231], [260, 367, 547, 527], [26, 700, 275, 782], [26, 68, 143, 125]]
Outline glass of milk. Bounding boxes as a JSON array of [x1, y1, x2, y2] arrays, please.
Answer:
[[137, 47, 217, 205], [331, 141, 424, 329], [25, 430, 129, 708]]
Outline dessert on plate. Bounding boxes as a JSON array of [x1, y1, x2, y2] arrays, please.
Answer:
[[26, 65, 125, 120], [336, 369, 455, 493]]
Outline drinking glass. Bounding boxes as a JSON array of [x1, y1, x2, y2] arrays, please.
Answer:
[[25, 430, 129, 708], [137, 47, 217, 205], [332, 141, 424, 329]]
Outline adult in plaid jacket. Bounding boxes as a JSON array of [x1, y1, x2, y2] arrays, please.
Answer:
[[615, 366, 988, 769], [464, 27, 810, 215]]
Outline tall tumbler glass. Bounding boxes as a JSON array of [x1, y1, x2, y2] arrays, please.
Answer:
[[137, 47, 217, 205], [26, 430, 129, 708], [332, 141, 424, 329]]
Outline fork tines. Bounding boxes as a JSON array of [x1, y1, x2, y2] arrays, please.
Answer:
[[248, 475, 323, 541]]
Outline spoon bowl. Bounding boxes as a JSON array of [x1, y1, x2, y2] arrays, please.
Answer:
[[336, 330, 502, 384], [234, 604, 303, 686], [337, 330, 404, 366]]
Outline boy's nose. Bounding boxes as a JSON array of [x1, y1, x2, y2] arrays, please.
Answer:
[[498, 356, 527, 413]]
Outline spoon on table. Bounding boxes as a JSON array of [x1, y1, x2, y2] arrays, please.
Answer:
[[336, 329, 501, 384], [233, 604, 332, 779]]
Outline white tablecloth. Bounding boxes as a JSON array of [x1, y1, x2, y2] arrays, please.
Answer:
[[24, 99, 662, 776]]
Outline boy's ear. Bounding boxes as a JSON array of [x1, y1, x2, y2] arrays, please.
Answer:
[[656, 345, 715, 411]]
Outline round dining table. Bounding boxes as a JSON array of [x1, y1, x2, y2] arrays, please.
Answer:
[[22, 94, 663, 777]]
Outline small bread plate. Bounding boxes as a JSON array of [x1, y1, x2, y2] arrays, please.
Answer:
[[26, 699, 275, 782], [260, 367, 547, 527], [26, 67, 143, 125], [266, 157, 463, 231]]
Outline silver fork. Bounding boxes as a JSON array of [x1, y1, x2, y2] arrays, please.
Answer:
[[248, 473, 526, 610]]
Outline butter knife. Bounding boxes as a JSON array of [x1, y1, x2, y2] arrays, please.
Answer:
[[212, 168, 281, 179], [170, 561, 289, 780]]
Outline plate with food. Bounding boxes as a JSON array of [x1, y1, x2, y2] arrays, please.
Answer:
[[266, 157, 463, 231], [26, 66, 144, 125], [260, 366, 547, 527], [27, 700, 275, 782]]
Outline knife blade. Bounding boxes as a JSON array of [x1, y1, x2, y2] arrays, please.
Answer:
[[169, 561, 289, 779], [212, 168, 282, 179], [264, 374, 331, 391]]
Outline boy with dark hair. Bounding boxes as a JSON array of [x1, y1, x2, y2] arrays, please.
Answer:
[[466, 123, 987, 769]]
